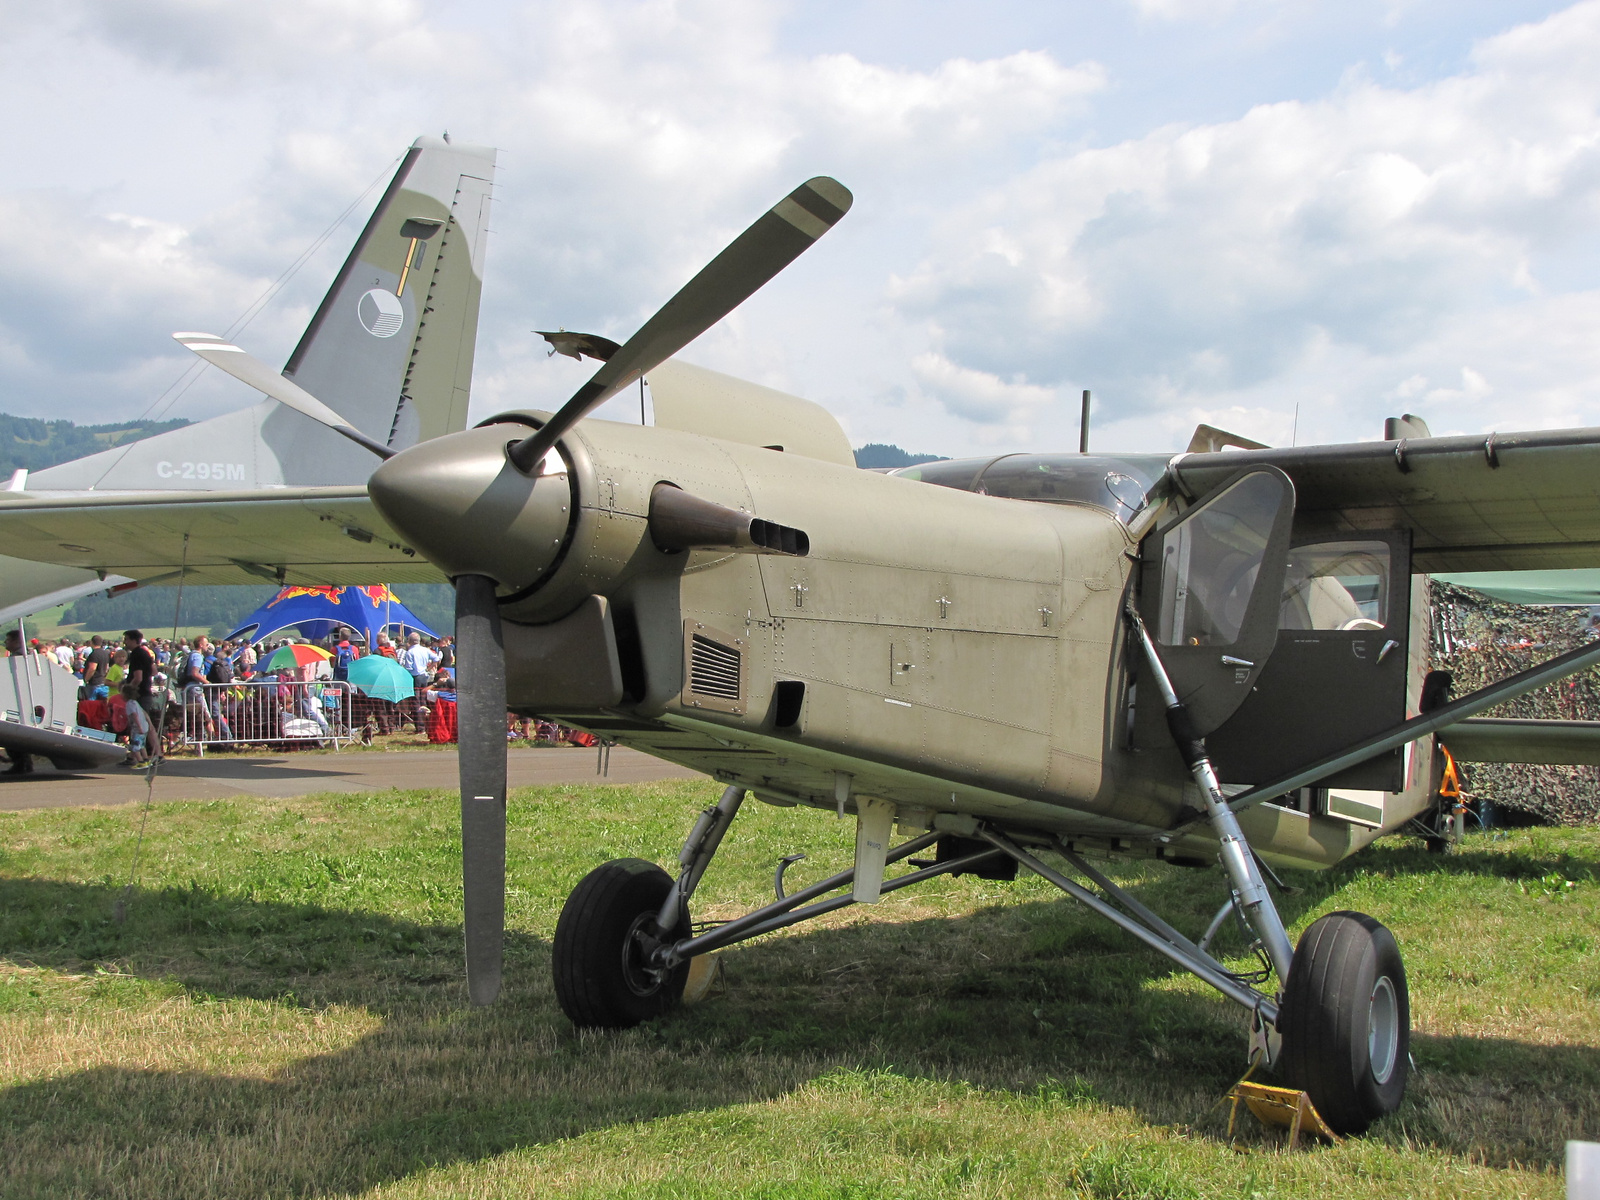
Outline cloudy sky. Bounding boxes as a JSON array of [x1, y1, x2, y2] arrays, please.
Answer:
[[2, 0, 1597, 458]]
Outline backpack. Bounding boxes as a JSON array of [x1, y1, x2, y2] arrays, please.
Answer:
[[184, 649, 207, 685], [334, 642, 355, 675], [207, 655, 234, 685], [109, 694, 129, 733]]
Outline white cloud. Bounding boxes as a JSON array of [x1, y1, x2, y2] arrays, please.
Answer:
[[70, 0, 437, 76], [893, 0, 1600, 445], [0, 0, 1105, 429], [910, 352, 1060, 438], [2, 0, 1599, 464], [0, 192, 264, 369]]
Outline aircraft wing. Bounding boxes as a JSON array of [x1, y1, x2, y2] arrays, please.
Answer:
[[0, 487, 445, 586], [1171, 426, 1600, 572]]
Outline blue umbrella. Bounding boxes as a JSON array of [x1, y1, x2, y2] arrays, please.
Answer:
[[346, 654, 417, 702]]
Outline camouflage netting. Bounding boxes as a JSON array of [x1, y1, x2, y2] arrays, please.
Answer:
[[1430, 580, 1600, 825]]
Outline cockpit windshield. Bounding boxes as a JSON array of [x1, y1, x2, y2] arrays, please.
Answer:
[[890, 453, 1170, 525]]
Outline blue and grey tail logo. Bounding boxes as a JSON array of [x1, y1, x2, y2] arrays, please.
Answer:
[[358, 288, 404, 337]]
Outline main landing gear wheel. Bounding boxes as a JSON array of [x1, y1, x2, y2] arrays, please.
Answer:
[[553, 858, 690, 1029], [1279, 911, 1410, 1135]]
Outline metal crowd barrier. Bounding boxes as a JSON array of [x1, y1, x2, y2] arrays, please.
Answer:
[[177, 679, 358, 754]]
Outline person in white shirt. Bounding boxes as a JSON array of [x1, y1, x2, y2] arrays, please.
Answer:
[[399, 633, 432, 686]]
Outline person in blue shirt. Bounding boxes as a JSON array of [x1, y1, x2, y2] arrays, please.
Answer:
[[330, 628, 358, 682]]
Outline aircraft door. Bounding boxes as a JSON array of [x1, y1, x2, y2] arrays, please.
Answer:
[[1205, 532, 1411, 790], [1137, 466, 1295, 737]]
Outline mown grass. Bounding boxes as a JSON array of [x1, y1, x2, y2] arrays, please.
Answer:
[[1, 780, 1595, 1198]]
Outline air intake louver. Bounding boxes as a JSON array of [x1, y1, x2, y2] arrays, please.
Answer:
[[682, 622, 746, 715], [690, 634, 741, 699]]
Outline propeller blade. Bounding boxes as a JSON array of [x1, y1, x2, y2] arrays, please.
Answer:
[[172, 332, 395, 461], [508, 176, 852, 474], [455, 573, 507, 1006]]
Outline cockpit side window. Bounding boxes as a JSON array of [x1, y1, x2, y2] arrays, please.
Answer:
[[1279, 541, 1390, 630], [1155, 471, 1285, 647]]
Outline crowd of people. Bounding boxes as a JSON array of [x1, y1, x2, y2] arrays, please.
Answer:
[[3, 624, 596, 772]]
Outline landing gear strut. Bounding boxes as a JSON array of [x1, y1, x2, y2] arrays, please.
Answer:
[[1126, 604, 1410, 1133], [552, 705, 1410, 1135]]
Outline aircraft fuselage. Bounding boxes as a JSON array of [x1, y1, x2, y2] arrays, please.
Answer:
[[369, 413, 1437, 871]]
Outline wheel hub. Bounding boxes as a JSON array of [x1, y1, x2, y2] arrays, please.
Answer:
[[621, 912, 668, 997], [1368, 974, 1399, 1085]]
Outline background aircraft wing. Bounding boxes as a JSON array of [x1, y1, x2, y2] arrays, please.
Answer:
[[0, 559, 137, 624], [1171, 426, 1600, 572], [0, 488, 444, 587]]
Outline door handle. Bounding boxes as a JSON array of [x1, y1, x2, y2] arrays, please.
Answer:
[[1221, 655, 1254, 668], [1377, 639, 1400, 664]]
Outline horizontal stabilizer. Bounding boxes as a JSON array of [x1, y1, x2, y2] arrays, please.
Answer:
[[173, 333, 394, 460], [536, 330, 620, 362], [0, 559, 134, 625], [28, 136, 496, 494]]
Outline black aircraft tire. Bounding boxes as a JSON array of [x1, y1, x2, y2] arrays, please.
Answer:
[[1279, 911, 1410, 1136], [552, 858, 689, 1029]]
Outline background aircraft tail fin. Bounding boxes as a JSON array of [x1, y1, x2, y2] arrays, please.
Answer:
[[281, 135, 497, 455], [27, 136, 497, 493]]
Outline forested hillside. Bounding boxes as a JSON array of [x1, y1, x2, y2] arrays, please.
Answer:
[[853, 443, 946, 468], [62, 586, 278, 634], [1, 413, 191, 475]]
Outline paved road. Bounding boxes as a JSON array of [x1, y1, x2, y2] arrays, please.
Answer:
[[0, 746, 703, 811]]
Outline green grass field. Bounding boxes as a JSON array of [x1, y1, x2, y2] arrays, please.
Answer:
[[1, 780, 1595, 1198]]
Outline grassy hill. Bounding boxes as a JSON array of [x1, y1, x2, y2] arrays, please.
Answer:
[[0, 412, 191, 476]]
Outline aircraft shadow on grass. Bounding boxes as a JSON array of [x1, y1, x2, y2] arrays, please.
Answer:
[[0, 849, 1593, 1196]]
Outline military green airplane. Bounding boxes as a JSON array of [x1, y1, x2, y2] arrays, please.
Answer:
[[6, 172, 1600, 1137]]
